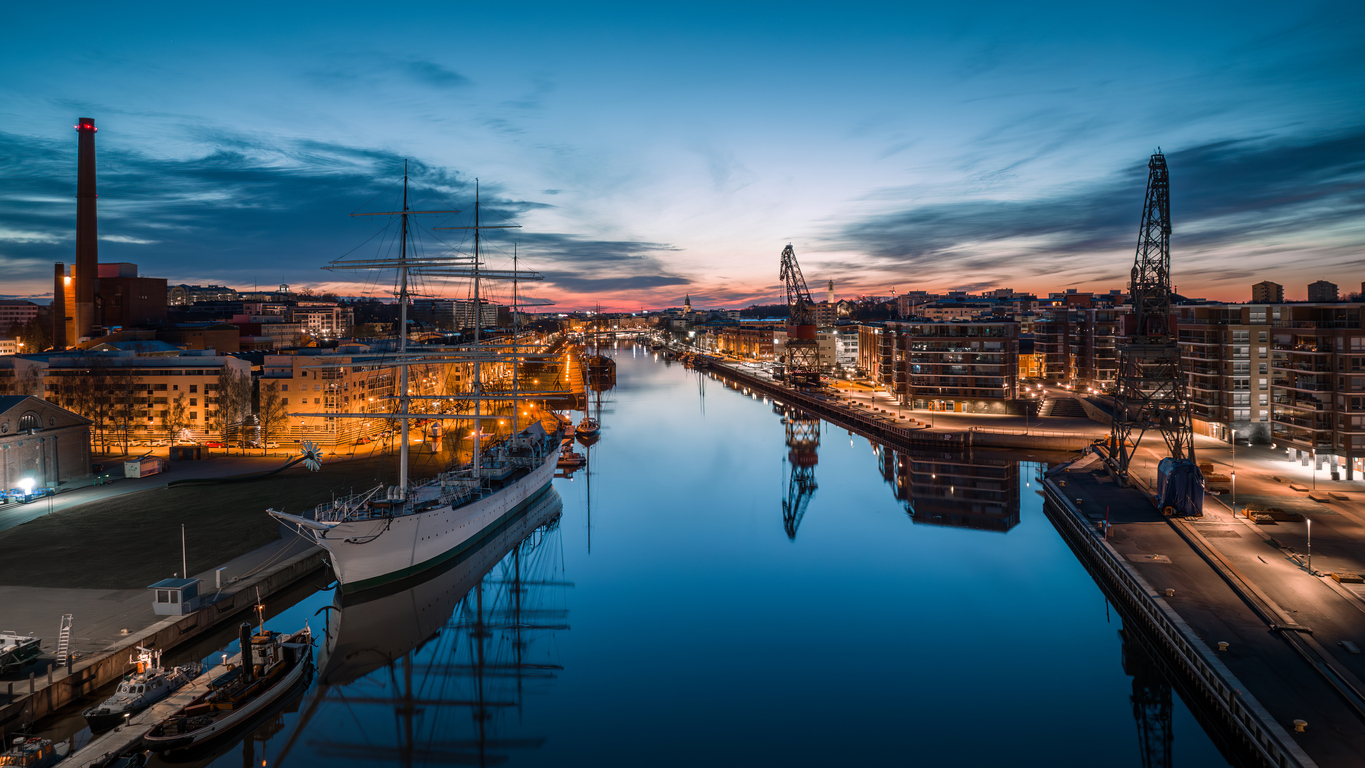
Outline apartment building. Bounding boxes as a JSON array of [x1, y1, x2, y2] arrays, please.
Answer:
[[876, 320, 1019, 414], [1268, 304, 1365, 479], [288, 303, 354, 337], [1035, 306, 1123, 388], [1174, 304, 1272, 443], [38, 349, 251, 439], [0, 300, 40, 333]]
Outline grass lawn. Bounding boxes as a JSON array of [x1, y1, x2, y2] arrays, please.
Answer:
[[0, 448, 458, 590]]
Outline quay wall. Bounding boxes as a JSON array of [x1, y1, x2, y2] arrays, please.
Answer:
[[0, 546, 325, 733], [703, 361, 1094, 452], [1040, 469, 1313, 768]]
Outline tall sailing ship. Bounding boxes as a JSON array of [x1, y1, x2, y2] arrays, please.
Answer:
[[270, 168, 564, 593]]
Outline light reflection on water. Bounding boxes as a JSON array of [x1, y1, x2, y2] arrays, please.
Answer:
[[159, 343, 1234, 767]]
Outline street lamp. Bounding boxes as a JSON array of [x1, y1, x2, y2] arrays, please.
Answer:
[[1312, 447, 1317, 490], [1306, 517, 1313, 574], [1231, 428, 1237, 516]]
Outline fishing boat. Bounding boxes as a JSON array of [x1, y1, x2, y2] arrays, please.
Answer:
[[0, 632, 41, 674], [575, 416, 601, 439], [269, 170, 564, 593], [82, 647, 199, 733], [142, 623, 312, 754], [0, 736, 66, 768]]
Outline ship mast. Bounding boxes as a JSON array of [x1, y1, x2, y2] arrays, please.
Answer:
[[473, 182, 483, 477], [399, 163, 411, 492]]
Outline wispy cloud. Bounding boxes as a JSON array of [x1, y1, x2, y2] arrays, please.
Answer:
[[824, 127, 1365, 292]]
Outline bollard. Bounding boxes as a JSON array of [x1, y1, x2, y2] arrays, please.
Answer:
[[1218, 642, 1229, 652], [47, 664, 53, 687], [29, 672, 34, 694], [1293, 719, 1307, 733], [1164, 588, 1175, 597]]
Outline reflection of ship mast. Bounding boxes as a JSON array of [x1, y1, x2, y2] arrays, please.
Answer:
[[284, 491, 568, 768], [780, 405, 820, 539]]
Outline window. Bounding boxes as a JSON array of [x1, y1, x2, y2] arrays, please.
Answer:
[[152, 397, 168, 405], [17, 412, 39, 431], [190, 384, 198, 393], [314, 398, 320, 404], [1259, 347, 1267, 356], [1259, 378, 1267, 389], [189, 398, 197, 406], [1260, 411, 1269, 422], [282, 384, 288, 392], [1259, 331, 1268, 342], [156, 590, 174, 603], [282, 398, 288, 405], [153, 383, 167, 391], [1232, 330, 1250, 343], [172, 384, 178, 391], [1260, 363, 1268, 375], [1260, 394, 1269, 406], [190, 412, 198, 420]]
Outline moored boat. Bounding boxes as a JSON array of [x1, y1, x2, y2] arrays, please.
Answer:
[[0, 632, 41, 674], [0, 736, 66, 768], [142, 623, 312, 755], [82, 647, 199, 733]]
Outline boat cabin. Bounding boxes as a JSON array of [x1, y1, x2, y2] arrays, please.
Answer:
[[148, 578, 203, 616]]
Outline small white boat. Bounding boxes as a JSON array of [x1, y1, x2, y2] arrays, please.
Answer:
[[83, 647, 200, 733]]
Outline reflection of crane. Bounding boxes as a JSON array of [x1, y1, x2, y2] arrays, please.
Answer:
[[782, 406, 820, 539], [1111, 151, 1195, 478], [780, 244, 821, 386], [1121, 629, 1173, 768]]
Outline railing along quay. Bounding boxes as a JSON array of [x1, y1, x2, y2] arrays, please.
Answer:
[[1040, 466, 1314, 768]]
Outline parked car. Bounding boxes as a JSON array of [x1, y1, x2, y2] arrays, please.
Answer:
[[204, 441, 225, 448]]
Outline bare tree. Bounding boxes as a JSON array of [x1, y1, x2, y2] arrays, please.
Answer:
[[258, 381, 289, 455], [209, 367, 252, 453], [164, 392, 190, 446], [110, 367, 137, 454]]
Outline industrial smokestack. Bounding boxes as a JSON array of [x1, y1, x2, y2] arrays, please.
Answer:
[[74, 117, 98, 341]]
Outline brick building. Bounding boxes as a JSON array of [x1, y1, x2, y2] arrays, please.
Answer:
[[0, 395, 92, 487]]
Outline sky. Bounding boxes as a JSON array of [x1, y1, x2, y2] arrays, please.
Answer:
[[1, 1, 1363, 311]]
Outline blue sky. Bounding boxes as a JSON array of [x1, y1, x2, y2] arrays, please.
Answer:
[[1, 1, 1362, 310]]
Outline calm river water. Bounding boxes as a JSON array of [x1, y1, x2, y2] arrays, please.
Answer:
[[150, 343, 1234, 767]]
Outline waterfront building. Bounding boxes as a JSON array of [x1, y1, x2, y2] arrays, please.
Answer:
[[0, 395, 93, 487], [1174, 304, 1271, 443], [1308, 280, 1339, 302], [1267, 303, 1365, 478], [875, 320, 1019, 414], [1034, 305, 1123, 389], [1251, 281, 1284, 304]]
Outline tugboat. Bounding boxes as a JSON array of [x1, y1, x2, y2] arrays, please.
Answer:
[[0, 632, 41, 674], [0, 736, 66, 768], [141, 621, 312, 755], [82, 647, 200, 733]]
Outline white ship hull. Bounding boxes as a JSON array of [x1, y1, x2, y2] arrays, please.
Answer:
[[289, 445, 560, 593]]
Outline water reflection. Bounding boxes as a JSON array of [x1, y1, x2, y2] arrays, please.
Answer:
[[779, 405, 820, 539], [874, 444, 1020, 532], [287, 488, 567, 766], [1122, 629, 1174, 768]]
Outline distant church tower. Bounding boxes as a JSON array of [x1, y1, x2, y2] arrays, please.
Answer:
[[684, 294, 692, 312], [827, 279, 834, 304]]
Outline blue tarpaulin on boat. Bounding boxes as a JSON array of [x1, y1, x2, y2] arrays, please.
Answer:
[[1156, 458, 1205, 517]]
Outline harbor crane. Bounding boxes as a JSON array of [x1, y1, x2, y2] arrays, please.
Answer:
[[1110, 151, 1195, 479], [780, 244, 822, 386]]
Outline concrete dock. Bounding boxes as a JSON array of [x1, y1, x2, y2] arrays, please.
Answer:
[[1044, 454, 1365, 768], [0, 536, 324, 737]]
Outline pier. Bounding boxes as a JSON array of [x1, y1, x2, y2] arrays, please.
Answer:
[[0, 541, 324, 737], [1042, 452, 1365, 767]]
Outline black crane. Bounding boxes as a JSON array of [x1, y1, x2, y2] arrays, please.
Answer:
[[780, 244, 822, 386], [1110, 151, 1195, 478]]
